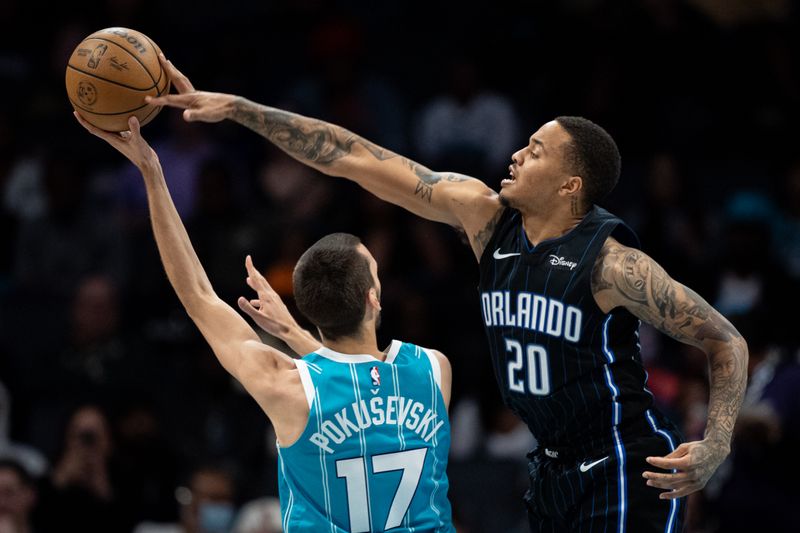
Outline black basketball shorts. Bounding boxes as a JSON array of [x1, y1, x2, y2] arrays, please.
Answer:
[[525, 422, 686, 532]]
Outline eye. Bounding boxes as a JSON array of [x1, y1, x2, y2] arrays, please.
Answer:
[[530, 149, 539, 159]]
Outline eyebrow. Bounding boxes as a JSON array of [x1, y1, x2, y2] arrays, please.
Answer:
[[529, 136, 545, 151]]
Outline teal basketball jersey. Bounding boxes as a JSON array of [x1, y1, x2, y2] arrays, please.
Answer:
[[277, 340, 454, 532]]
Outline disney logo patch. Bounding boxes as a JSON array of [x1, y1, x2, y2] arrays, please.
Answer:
[[548, 254, 578, 271]]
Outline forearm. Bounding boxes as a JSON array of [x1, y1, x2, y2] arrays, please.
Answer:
[[281, 326, 322, 357], [704, 336, 749, 446], [226, 97, 490, 231], [228, 97, 369, 174], [140, 159, 215, 307]]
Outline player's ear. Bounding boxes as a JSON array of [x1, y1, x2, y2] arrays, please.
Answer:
[[367, 287, 381, 311], [559, 176, 582, 196]]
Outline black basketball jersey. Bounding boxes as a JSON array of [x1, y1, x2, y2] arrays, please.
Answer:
[[478, 205, 656, 455]]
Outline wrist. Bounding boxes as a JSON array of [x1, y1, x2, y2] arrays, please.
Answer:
[[136, 151, 160, 175], [703, 431, 732, 451], [228, 96, 249, 121]]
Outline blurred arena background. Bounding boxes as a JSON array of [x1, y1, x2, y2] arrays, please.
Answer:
[[1, 0, 799, 531]]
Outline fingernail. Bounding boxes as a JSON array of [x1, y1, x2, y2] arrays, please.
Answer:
[[646, 480, 653, 486]]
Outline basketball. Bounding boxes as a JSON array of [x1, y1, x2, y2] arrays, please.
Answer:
[[65, 27, 170, 132]]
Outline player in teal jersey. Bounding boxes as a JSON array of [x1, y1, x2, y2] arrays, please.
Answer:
[[73, 114, 455, 530]]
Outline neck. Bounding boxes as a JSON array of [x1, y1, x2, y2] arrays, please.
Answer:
[[521, 205, 588, 247], [322, 327, 385, 361]]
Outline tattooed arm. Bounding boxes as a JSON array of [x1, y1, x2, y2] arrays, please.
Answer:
[[591, 238, 749, 499], [147, 57, 502, 260]]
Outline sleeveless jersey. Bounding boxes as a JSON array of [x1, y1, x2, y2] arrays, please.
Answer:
[[478, 205, 657, 455], [277, 340, 454, 533]]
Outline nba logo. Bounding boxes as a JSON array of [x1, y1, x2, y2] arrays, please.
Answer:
[[370, 366, 381, 387]]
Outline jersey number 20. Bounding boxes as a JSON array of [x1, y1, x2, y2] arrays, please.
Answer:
[[505, 338, 551, 395], [336, 447, 428, 532]]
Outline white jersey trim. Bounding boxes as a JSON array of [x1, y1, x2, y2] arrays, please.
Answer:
[[294, 359, 315, 410], [422, 348, 442, 389], [316, 339, 402, 364], [383, 339, 402, 364]]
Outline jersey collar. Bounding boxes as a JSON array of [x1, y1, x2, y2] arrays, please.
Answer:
[[315, 339, 401, 364]]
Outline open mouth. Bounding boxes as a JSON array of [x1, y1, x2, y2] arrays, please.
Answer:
[[501, 169, 516, 187]]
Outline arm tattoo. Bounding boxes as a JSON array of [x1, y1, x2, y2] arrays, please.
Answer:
[[231, 97, 398, 166], [405, 159, 469, 203], [471, 208, 504, 257], [594, 240, 748, 449], [231, 98, 470, 205]]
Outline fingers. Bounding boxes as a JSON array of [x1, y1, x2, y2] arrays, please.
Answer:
[[642, 470, 690, 490], [659, 483, 699, 500], [663, 443, 691, 459], [646, 455, 690, 470], [128, 116, 141, 137], [237, 296, 259, 317], [145, 93, 195, 109], [245, 255, 274, 292], [157, 53, 194, 93]]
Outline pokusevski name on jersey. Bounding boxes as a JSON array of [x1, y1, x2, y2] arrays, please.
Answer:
[[309, 394, 445, 453], [480, 290, 583, 342]]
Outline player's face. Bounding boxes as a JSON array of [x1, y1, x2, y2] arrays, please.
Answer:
[[500, 120, 574, 213]]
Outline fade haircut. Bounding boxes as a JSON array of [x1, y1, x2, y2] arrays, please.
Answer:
[[555, 116, 621, 206], [293, 233, 374, 340]]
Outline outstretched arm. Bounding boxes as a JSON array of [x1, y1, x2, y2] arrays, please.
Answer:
[[592, 238, 749, 499], [73, 113, 295, 402], [146, 55, 504, 260], [237, 254, 322, 356]]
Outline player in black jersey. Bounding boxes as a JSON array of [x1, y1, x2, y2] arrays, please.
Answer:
[[151, 57, 749, 532]]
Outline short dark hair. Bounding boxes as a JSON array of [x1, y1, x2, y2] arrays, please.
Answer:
[[0, 458, 34, 487], [293, 233, 373, 340], [555, 116, 621, 205]]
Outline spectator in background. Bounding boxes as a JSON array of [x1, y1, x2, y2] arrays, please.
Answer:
[[712, 191, 800, 347], [623, 152, 710, 287], [704, 313, 800, 532], [34, 404, 127, 533], [134, 465, 237, 533], [774, 159, 800, 281], [9, 148, 127, 298], [415, 56, 519, 179], [287, 17, 408, 153], [0, 459, 36, 533], [231, 497, 281, 533], [117, 111, 218, 224], [113, 402, 181, 526], [187, 158, 260, 303], [0, 382, 46, 480]]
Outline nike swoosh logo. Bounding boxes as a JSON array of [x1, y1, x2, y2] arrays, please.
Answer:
[[579, 456, 608, 472], [493, 248, 521, 260]]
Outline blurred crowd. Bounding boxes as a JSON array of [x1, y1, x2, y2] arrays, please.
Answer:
[[1, 0, 799, 532]]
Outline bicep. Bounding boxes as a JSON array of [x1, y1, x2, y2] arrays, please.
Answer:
[[593, 243, 740, 350]]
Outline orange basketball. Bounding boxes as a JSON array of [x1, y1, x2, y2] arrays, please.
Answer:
[[65, 27, 170, 132]]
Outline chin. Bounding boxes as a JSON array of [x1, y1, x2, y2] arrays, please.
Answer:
[[498, 190, 514, 208]]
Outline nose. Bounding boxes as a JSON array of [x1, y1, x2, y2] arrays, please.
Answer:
[[511, 149, 524, 165]]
